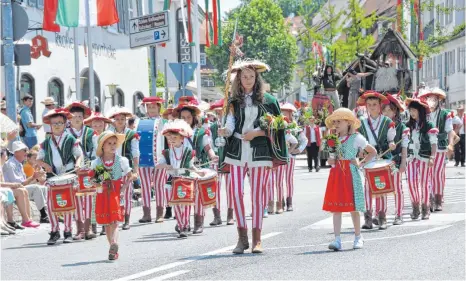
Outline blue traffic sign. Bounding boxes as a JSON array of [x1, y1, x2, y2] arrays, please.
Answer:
[[174, 89, 193, 106], [154, 31, 160, 40], [169, 63, 198, 87]]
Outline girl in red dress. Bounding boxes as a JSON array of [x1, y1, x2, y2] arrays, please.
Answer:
[[90, 131, 132, 260], [322, 108, 377, 251]]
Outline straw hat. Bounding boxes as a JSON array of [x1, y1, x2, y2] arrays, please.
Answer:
[[173, 99, 202, 117], [65, 101, 92, 118], [385, 94, 405, 112], [42, 108, 73, 124], [142, 96, 165, 105], [40, 97, 57, 106], [161, 119, 193, 138], [107, 106, 133, 119], [357, 90, 389, 106], [162, 106, 174, 119], [231, 59, 271, 73], [418, 87, 446, 100], [457, 104, 464, 111], [280, 103, 297, 113], [325, 108, 361, 129], [96, 131, 126, 157], [84, 112, 113, 126], [405, 98, 431, 113]]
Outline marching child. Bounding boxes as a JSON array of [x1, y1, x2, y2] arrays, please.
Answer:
[[322, 108, 377, 251], [405, 98, 438, 220], [37, 108, 83, 245], [89, 131, 132, 260], [382, 95, 410, 225]]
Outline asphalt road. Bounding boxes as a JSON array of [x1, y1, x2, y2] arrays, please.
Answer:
[[1, 159, 465, 280]]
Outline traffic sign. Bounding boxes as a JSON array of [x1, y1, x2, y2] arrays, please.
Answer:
[[174, 89, 194, 106], [169, 63, 198, 87], [129, 11, 170, 49]]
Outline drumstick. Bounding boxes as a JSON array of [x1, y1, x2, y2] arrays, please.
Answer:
[[377, 139, 403, 160]]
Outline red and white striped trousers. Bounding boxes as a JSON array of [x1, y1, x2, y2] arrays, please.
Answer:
[[46, 188, 72, 232], [124, 182, 133, 215], [211, 164, 222, 210], [284, 158, 296, 199], [139, 167, 153, 208], [210, 164, 233, 210], [174, 205, 191, 230], [407, 158, 432, 206], [194, 185, 205, 216], [432, 151, 447, 196], [364, 182, 388, 215], [392, 171, 404, 217], [75, 195, 92, 222], [153, 169, 167, 208], [230, 164, 269, 230], [140, 167, 167, 209], [266, 169, 276, 203]]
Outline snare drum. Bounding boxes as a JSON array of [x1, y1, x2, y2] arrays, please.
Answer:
[[364, 159, 395, 196], [137, 119, 157, 167], [76, 169, 96, 196], [47, 174, 78, 214], [169, 177, 195, 205], [196, 169, 218, 207]]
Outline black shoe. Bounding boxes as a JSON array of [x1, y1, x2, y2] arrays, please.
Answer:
[[315, 167, 320, 172], [100, 226, 106, 236], [455, 162, 459, 167], [164, 207, 172, 219], [47, 231, 61, 245], [7, 221, 25, 230], [40, 217, 50, 223], [308, 168, 313, 172], [63, 231, 73, 243], [462, 163, 465, 167]]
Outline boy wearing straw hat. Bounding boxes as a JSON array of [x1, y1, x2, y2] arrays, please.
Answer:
[[65, 101, 96, 241], [107, 107, 140, 229], [418, 88, 456, 211], [41, 97, 57, 136], [37, 108, 83, 245], [357, 91, 396, 230]]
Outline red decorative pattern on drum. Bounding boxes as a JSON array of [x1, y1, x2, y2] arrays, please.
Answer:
[[169, 177, 195, 205], [76, 169, 96, 196], [49, 183, 76, 214], [364, 160, 395, 196], [197, 171, 218, 207]]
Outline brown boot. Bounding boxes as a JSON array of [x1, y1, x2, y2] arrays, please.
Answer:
[[138, 207, 151, 223], [209, 208, 222, 226], [232, 228, 249, 254], [91, 223, 97, 235], [267, 201, 274, 215], [410, 203, 420, 220], [429, 195, 435, 212], [226, 208, 235, 225], [421, 203, 430, 220], [122, 215, 130, 230], [155, 207, 164, 223], [84, 219, 96, 239], [378, 212, 387, 230], [362, 211, 373, 229], [192, 215, 204, 234], [434, 194, 443, 211], [286, 197, 293, 211], [73, 220, 85, 240], [275, 201, 284, 214], [251, 228, 263, 254]]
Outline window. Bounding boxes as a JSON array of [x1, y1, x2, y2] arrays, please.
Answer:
[[133, 92, 144, 117], [200, 53, 207, 66], [201, 77, 215, 87], [445, 52, 449, 77], [458, 47, 466, 72], [19, 74, 36, 117], [438, 55, 443, 79], [149, 0, 154, 14], [448, 0, 454, 24], [37, 0, 43, 9], [433, 57, 437, 78], [27, 0, 36, 7], [137, 0, 143, 16], [450, 50, 456, 75], [440, 3, 445, 27], [113, 89, 125, 106], [48, 79, 64, 107], [456, 0, 465, 26], [117, 0, 129, 34]]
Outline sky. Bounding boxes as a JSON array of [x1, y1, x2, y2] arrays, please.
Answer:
[[198, 0, 242, 18]]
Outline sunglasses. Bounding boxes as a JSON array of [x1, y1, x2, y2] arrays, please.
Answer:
[[45, 104, 55, 107]]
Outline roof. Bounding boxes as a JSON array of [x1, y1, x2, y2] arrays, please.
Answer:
[[370, 28, 417, 60]]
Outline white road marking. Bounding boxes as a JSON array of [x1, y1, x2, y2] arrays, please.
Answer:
[[113, 232, 282, 281], [300, 213, 465, 230], [268, 225, 453, 251], [146, 270, 190, 281]]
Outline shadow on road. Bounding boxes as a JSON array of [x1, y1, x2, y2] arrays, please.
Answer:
[[62, 260, 113, 267], [299, 249, 354, 255], [4, 243, 53, 250]]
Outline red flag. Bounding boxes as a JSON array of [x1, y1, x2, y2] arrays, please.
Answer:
[[43, 0, 60, 32], [212, 0, 218, 45]]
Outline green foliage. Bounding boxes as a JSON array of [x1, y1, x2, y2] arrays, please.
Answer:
[[148, 58, 166, 98], [206, 0, 298, 92]]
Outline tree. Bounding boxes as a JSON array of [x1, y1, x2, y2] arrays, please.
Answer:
[[148, 59, 165, 98], [206, 0, 298, 92]]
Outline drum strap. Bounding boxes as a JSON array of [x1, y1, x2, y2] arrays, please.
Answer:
[[367, 121, 382, 152]]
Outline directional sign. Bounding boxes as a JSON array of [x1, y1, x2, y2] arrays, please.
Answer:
[[169, 63, 198, 87], [174, 89, 194, 106], [129, 11, 170, 49]]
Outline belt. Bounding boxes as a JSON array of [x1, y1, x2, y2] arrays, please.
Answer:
[[324, 88, 336, 91]]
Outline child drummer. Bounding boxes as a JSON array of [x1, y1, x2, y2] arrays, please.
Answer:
[[356, 91, 396, 230], [37, 108, 83, 245], [65, 102, 96, 241], [322, 108, 377, 251], [89, 131, 133, 260], [155, 119, 197, 239], [382, 94, 410, 225]]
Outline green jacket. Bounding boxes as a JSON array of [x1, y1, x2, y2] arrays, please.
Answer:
[[68, 126, 94, 160], [121, 129, 137, 168], [408, 121, 436, 159], [358, 115, 393, 160], [392, 121, 407, 167], [433, 108, 450, 150], [41, 134, 77, 177], [163, 147, 193, 185]]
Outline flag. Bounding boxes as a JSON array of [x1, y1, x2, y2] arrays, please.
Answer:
[[43, 0, 60, 32], [43, 0, 119, 30]]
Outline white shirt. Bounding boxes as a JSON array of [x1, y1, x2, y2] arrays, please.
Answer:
[[409, 123, 438, 161], [157, 146, 193, 169], [42, 109, 51, 133], [91, 156, 132, 178], [453, 114, 465, 135], [66, 126, 96, 159], [305, 125, 325, 143], [361, 115, 396, 147], [109, 126, 140, 160], [37, 131, 83, 174], [428, 108, 453, 133]]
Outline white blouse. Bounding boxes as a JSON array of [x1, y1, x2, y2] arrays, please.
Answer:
[[37, 131, 83, 174]]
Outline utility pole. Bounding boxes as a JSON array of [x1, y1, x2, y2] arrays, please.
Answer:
[[1, 0, 16, 121], [416, 0, 422, 90]]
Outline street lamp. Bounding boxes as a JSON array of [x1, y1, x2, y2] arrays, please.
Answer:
[[105, 83, 119, 100]]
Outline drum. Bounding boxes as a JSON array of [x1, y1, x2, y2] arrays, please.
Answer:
[[137, 119, 156, 167], [364, 159, 396, 196], [76, 169, 96, 196], [196, 169, 218, 207], [169, 177, 195, 205], [47, 174, 78, 214]]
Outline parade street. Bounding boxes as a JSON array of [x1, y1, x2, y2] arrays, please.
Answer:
[[1, 158, 465, 281]]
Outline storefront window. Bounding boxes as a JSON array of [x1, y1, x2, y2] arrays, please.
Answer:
[[19, 74, 36, 116], [113, 89, 125, 106], [48, 79, 64, 106], [133, 92, 144, 117]]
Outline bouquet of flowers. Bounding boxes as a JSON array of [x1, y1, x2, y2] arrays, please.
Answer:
[[322, 134, 341, 159], [89, 164, 113, 193], [259, 113, 288, 131]]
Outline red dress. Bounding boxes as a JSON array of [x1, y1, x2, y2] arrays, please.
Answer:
[[322, 160, 356, 212], [95, 180, 124, 225]]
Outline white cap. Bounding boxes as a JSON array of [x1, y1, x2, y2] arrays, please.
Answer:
[[11, 141, 28, 153]]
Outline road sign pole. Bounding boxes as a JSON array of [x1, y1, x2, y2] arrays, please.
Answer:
[[150, 46, 157, 97], [2, 0, 17, 121], [73, 28, 81, 101], [181, 63, 185, 97], [164, 59, 168, 107], [85, 0, 96, 110]]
